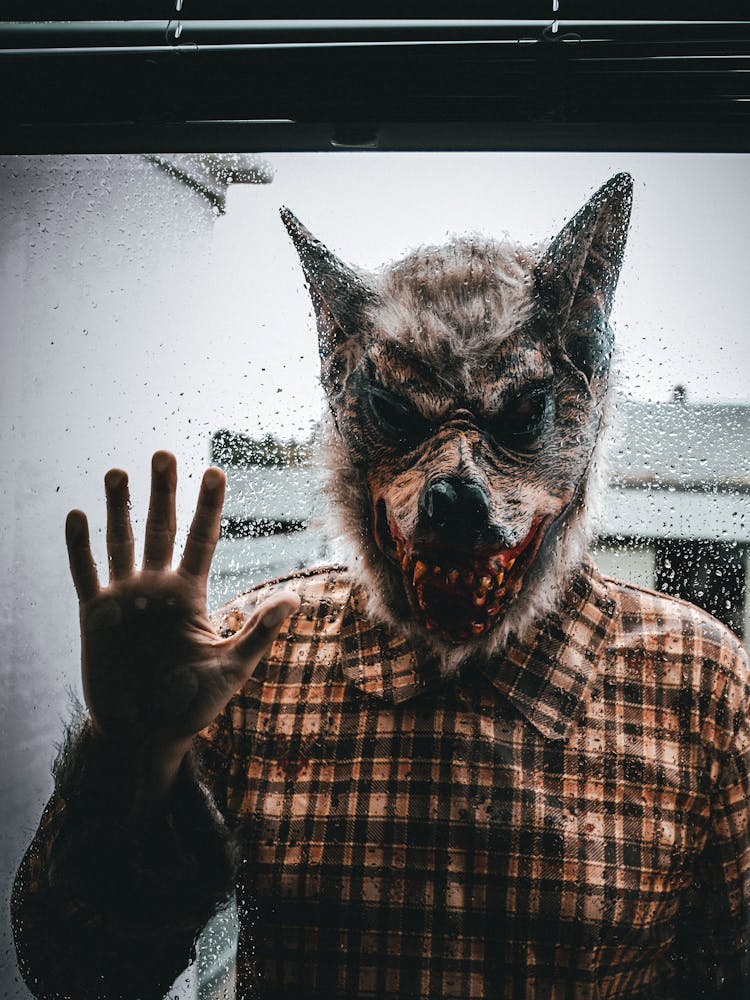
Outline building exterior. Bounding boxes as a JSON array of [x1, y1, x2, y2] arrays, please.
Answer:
[[595, 395, 750, 639], [213, 395, 750, 641]]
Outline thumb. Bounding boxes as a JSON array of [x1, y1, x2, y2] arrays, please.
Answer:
[[225, 591, 301, 679]]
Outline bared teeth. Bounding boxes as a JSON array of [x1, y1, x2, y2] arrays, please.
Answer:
[[405, 541, 522, 642]]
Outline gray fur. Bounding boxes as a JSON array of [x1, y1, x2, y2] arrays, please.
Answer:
[[282, 174, 632, 674]]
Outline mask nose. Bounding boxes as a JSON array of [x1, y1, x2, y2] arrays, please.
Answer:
[[417, 477, 491, 544]]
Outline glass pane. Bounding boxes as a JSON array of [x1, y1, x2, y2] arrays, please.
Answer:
[[2, 151, 748, 999]]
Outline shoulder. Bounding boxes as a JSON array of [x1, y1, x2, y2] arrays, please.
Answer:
[[211, 564, 358, 666], [599, 571, 750, 754]]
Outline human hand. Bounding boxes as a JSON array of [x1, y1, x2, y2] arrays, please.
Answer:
[[65, 450, 300, 799]]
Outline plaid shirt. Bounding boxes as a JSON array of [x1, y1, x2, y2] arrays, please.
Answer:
[[13, 559, 750, 999]]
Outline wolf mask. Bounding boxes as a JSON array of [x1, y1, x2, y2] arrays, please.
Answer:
[[282, 173, 632, 671]]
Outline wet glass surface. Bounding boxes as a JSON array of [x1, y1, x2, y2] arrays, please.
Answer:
[[1, 152, 748, 998]]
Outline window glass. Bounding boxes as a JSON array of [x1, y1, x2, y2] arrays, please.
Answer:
[[2, 151, 748, 998]]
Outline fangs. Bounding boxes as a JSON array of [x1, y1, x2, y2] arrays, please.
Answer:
[[388, 517, 546, 643]]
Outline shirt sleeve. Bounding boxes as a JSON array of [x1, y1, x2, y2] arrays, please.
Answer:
[[677, 641, 750, 998], [11, 713, 237, 1000]]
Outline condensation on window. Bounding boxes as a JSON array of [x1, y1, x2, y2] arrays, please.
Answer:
[[1, 152, 748, 999]]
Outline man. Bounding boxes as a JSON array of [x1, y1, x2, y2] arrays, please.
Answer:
[[13, 174, 750, 998]]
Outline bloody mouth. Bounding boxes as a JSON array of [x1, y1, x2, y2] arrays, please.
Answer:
[[375, 506, 546, 643]]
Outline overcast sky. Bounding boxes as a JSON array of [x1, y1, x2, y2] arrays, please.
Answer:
[[2, 150, 748, 575], [209, 151, 750, 438]]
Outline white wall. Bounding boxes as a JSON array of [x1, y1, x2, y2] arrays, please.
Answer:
[[0, 155, 224, 998], [593, 542, 656, 591]]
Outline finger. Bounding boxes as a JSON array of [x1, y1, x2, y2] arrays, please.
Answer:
[[105, 468, 134, 582], [178, 467, 226, 581], [65, 510, 100, 603], [142, 451, 177, 572], [224, 592, 301, 681]]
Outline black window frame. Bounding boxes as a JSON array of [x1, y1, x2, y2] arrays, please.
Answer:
[[2, 9, 749, 155]]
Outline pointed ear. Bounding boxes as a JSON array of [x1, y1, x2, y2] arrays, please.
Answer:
[[281, 208, 373, 396], [535, 172, 633, 381]]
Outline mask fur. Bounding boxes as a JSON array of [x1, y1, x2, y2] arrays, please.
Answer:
[[282, 174, 632, 674]]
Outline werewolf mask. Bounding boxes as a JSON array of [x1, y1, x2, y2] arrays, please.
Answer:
[[282, 174, 632, 667]]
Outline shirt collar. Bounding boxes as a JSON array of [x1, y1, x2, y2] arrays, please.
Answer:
[[339, 558, 616, 743]]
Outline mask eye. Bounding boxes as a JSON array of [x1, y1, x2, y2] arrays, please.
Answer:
[[365, 384, 430, 444], [491, 385, 553, 452]]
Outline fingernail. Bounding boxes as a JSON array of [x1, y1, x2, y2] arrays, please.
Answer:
[[260, 602, 295, 630], [153, 452, 171, 473], [204, 469, 223, 491], [66, 512, 84, 540], [105, 469, 124, 490]]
